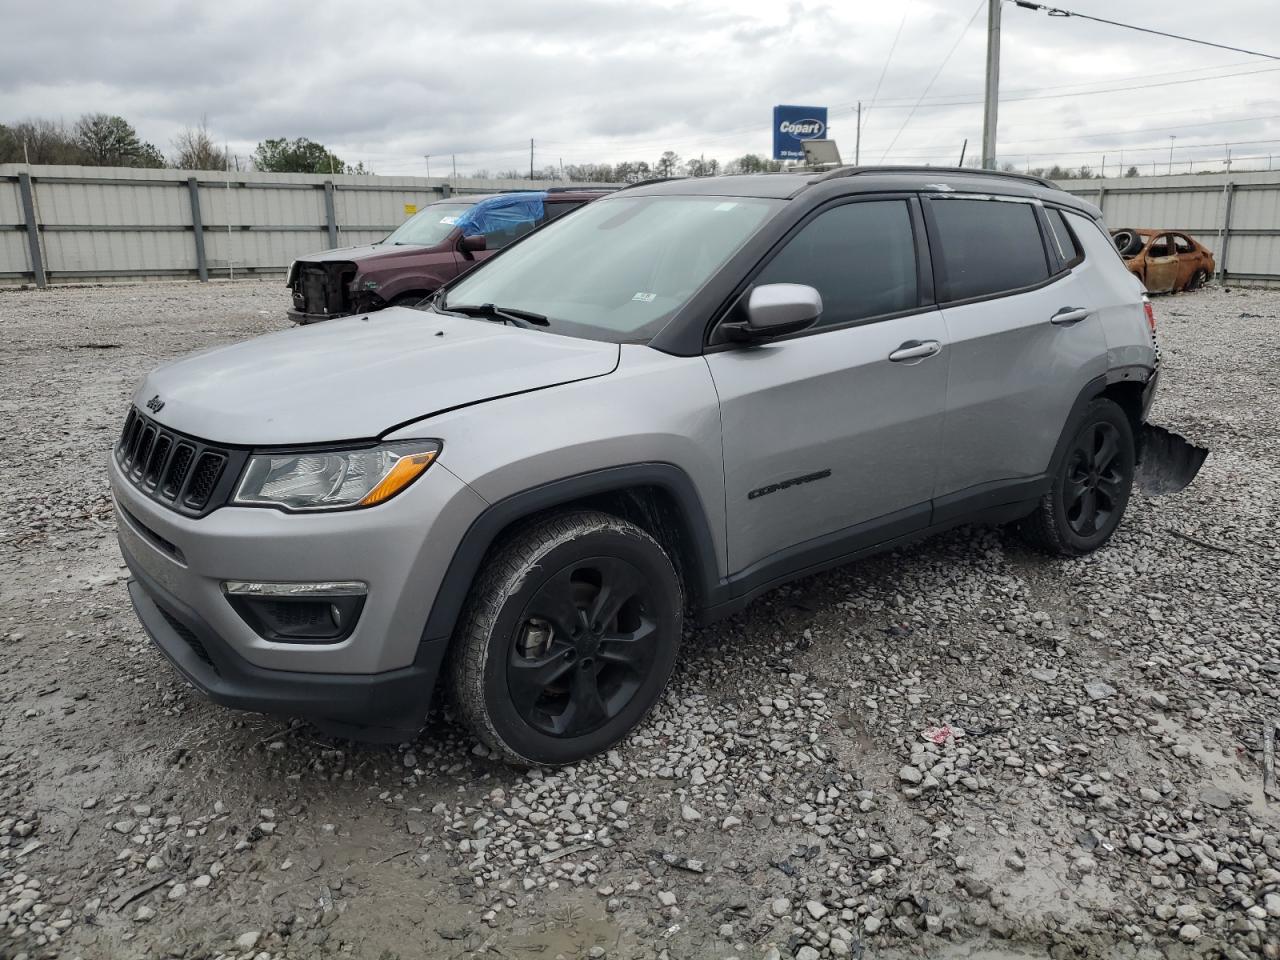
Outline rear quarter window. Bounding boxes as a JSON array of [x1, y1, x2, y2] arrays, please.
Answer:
[[928, 197, 1050, 301], [1046, 208, 1084, 270]]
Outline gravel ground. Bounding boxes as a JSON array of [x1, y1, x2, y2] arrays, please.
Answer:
[[0, 279, 1277, 960]]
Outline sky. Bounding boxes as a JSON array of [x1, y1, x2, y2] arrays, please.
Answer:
[[3, 0, 1280, 176]]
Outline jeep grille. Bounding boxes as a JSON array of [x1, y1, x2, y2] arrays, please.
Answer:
[[115, 408, 244, 516]]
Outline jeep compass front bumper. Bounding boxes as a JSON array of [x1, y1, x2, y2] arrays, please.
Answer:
[[109, 442, 487, 740], [125, 563, 443, 740]]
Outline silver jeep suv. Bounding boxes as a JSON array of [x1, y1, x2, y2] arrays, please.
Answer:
[[111, 167, 1163, 765]]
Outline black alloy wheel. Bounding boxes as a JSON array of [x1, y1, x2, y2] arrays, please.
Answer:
[[451, 510, 683, 766], [508, 557, 658, 738], [1019, 398, 1135, 556], [1062, 421, 1124, 538]]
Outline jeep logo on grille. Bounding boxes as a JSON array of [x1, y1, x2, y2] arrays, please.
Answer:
[[778, 119, 825, 139], [146, 394, 165, 413]]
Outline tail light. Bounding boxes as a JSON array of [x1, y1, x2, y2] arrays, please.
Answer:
[[1143, 297, 1156, 333]]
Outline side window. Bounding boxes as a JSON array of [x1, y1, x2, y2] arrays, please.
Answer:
[[929, 198, 1050, 301], [1046, 208, 1084, 270], [753, 200, 918, 328], [1147, 234, 1172, 257], [1173, 234, 1194, 253], [482, 216, 541, 250], [543, 201, 585, 222]]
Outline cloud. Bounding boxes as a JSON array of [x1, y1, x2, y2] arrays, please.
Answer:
[[2, 0, 1277, 174]]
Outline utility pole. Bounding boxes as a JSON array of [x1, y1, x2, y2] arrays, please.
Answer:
[[452, 155, 457, 178], [855, 101, 862, 165], [1168, 136, 1176, 175], [1100, 154, 1105, 178], [529, 139, 534, 180], [981, 0, 1001, 169], [958, 139, 967, 166], [423, 155, 431, 178]]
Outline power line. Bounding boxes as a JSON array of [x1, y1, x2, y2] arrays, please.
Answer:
[[862, 5, 910, 131], [835, 63, 1280, 113], [834, 55, 1269, 109], [894, 111, 1280, 154], [529, 63, 1280, 161], [883, 136, 1280, 162], [1012, 1, 1280, 60], [879, 0, 987, 162]]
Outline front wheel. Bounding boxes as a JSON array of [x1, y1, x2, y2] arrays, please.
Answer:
[[450, 510, 683, 766], [1019, 398, 1135, 556]]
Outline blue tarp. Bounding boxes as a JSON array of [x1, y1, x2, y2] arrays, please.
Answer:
[[452, 192, 548, 237]]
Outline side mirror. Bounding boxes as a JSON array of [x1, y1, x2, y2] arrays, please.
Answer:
[[459, 234, 486, 253], [722, 283, 822, 342]]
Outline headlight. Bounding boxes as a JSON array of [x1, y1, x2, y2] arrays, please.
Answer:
[[233, 440, 440, 512]]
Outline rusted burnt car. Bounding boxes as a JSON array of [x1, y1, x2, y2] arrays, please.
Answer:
[[286, 188, 611, 323], [1110, 227, 1215, 294]]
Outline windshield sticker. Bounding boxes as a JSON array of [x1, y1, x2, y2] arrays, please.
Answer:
[[631, 292, 657, 303], [714, 202, 738, 211], [439, 216, 459, 224]]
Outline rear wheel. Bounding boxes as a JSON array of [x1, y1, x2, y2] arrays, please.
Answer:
[[1186, 268, 1209, 291], [450, 511, 683, 766], [1019, 399, 1135, 556]]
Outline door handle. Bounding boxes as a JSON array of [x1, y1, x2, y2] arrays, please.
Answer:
[[888, 339, 941, 362], [1051, 306, 1091, 325]]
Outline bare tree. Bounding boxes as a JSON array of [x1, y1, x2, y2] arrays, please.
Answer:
[[3, 118, 86, 164], [172, 119, 229, 171], [655, 151, 681, 177]]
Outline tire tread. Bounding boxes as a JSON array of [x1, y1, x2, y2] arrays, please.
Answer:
[[449, 509, 680, 767], [1019, 398, 1133, 557]]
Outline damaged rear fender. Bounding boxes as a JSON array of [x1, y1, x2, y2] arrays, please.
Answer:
[[1137, 423, 1208, 495]]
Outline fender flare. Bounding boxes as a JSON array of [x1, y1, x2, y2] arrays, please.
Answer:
[[1047, 368, 1153, 478], [419, 463, 724, 644]]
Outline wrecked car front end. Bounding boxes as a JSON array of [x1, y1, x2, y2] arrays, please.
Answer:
[[287, 259, 360, 324]]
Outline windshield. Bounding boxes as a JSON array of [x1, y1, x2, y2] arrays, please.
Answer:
[[383, 202, 474, 246], [441, 194, 782, 342]]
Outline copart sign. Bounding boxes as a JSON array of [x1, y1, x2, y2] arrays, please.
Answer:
[[772, 105, 828, 160]]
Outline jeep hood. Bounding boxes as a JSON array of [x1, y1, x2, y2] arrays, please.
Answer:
[[135, 308, 619, 446]]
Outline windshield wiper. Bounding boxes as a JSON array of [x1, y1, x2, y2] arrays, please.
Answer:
[[441, 302, 550, 328]]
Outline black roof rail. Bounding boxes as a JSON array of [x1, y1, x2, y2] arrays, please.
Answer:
[[614, 176, 687, 192], [812, 165, 1056, 189], [544, 185, 618, 193]]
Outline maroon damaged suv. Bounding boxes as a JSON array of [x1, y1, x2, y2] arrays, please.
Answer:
[[285, 188, 611, 323]]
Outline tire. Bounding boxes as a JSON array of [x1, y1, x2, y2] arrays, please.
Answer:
[[1185, 268, 1209, 291], [1019, 399, 1136, 557], [1111, 229, 1144, 257], [449, 510, 683, 766]]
